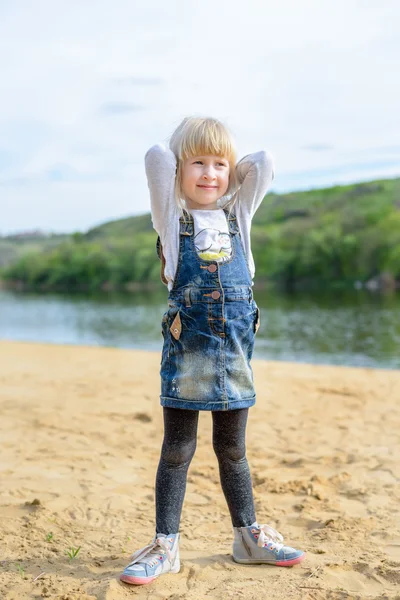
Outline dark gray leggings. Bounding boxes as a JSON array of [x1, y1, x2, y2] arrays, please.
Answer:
[[155, 407, 256, 534]]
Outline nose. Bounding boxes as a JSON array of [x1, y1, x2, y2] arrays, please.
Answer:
[[202, 165, 216, 180]]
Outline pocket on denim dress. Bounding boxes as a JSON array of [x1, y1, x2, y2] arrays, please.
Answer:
[[160, 317, 168, 367], [161, 305, 179, 365], [249, 299, 261, 335], [254, 306, 261, 334]]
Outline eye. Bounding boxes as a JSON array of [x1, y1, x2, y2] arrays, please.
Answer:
[[194, 160, 203, 165]]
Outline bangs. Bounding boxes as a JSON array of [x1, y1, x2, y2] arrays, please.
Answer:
[[178, 118, 236, 166], [169, 116, 239, 215]]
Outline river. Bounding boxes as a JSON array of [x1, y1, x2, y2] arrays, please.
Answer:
[[1, 289, 399, 369]]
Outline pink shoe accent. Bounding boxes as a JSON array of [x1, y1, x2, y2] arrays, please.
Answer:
[[120, 573, 157, 585], [275, 553, 306, 567]]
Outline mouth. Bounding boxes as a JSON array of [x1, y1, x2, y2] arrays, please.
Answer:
[[197, 185, 218, 189]]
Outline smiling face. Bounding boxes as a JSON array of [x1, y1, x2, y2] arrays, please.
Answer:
[[181, 155, 230, 210]]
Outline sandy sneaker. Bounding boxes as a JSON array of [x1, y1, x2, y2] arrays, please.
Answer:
[[120, 533, 180, 585], [233, 523, 305, 567]]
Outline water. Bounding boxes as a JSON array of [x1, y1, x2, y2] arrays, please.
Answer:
[[0, 289, 399, 370]]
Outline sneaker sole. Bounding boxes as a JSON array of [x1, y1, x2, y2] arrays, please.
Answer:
[[120, 574, 157, 585], [233, 552, 306, 567], [120, 562, 181, 585]]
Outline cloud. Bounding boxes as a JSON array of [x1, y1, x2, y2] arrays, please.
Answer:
[[0, 149, 16, 173], [0, 0, 399, 232], [112, 77, 164, 87], [374, 145, 400, 154], [101, 102, 143, 115], [301, 144, 334, 152]]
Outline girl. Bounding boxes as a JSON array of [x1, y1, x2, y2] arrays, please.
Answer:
[[121, 117, 305, 586]]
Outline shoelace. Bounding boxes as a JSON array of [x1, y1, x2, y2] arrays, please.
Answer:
[[127, 536, 172, 568], [256, 524, 284, 552]]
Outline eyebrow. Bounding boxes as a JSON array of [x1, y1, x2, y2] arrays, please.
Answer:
[[193, 156, 229, 163]]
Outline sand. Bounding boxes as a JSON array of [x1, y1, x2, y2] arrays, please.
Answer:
[[0, 340, 399, 600]]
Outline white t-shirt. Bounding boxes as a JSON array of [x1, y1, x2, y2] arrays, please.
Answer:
[[145, 144, 274, 290], [191, 209, 232, 262]]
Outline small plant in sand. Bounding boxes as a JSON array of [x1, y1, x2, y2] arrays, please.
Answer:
[[16, 563, 25, 577], [45, 532, 54, 542], [121, 535, 132, 553], [65, 546, 81, 561]]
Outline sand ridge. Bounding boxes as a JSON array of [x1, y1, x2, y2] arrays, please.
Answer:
[[0, 341, 399, 599]]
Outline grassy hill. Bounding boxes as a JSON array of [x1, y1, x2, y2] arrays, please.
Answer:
[[0, 233, 69, 268], [1, 177, 399, 292]]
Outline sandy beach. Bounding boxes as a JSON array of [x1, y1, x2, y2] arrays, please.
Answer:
[[0, 340, 399, 600]]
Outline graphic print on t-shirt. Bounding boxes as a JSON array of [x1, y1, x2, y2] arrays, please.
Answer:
[[194, 228, 232, 262]]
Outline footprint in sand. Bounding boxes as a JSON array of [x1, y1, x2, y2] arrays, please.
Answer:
[[133, 412, 152, 423], [323, 563, 385, 595]]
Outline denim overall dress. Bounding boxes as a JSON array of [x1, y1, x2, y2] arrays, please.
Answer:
[[157, 208, 260, 411]]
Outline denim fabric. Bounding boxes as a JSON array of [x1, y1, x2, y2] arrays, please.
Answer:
[[160, 209, 260, 411]]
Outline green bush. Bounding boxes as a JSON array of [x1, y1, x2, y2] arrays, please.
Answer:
[[2, 177, 400, 291]]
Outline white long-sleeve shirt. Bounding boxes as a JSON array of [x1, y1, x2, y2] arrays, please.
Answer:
[[145, 144, 274, 290]]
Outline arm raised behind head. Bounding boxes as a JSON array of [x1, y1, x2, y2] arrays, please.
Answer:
[[145, 143, 180, 236], [234, 150, 275, 219]]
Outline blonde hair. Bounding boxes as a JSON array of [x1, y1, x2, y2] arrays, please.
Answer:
[[168, 116, 238, 216]]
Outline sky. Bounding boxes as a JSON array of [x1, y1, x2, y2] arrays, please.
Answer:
[[1, 0, 399, 234]]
